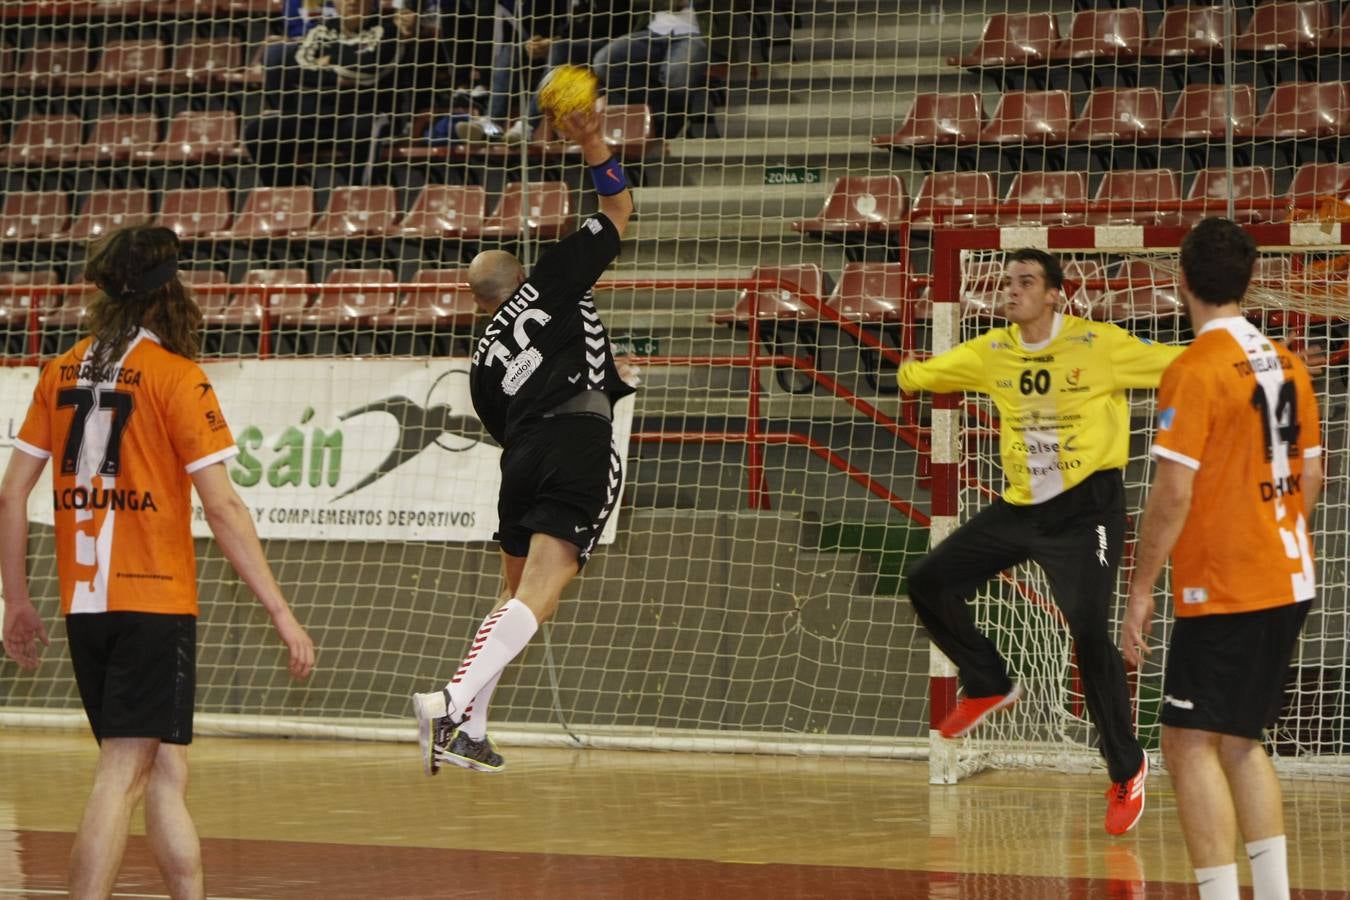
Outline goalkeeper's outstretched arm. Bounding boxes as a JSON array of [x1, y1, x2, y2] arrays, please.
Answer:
[[554, 110, 634, 237]]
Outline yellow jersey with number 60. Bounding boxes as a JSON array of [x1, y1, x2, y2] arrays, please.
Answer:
[[898, 314, 1183, 505], [1150, 317, 1320, 617], [15, 330, 238, 617]]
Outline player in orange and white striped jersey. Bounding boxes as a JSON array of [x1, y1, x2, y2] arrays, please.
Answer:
[[0, 225, 314, 900], [1124, 218, 1321, 900]]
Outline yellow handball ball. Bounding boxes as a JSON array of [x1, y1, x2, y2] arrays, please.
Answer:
[[538, 65, 599, 122]]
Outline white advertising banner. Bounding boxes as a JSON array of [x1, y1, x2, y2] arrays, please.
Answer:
[[0, 360, 633, 544]]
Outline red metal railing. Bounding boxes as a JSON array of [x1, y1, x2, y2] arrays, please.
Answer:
[[0, 276, 931, 523]]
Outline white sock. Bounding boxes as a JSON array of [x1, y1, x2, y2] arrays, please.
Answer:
[[1195, 863, 1240, 900], [1246, 835, 1290, 900], [460, 670, 502, 740], [444, 599, 538, 719]]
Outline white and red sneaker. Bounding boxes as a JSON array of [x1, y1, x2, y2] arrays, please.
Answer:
[[1105, 755, 1149, 835]]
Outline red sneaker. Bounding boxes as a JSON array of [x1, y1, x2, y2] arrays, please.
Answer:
[[1105, 755, 1149, 835], [937, 683, 1023, 739]]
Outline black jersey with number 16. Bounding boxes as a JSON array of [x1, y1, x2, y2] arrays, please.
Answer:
[[469, 213, 635, 445]]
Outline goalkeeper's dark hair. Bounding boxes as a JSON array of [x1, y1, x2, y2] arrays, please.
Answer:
[[82, 225, 201, 375], [1007, 248, 1064, 291], [1180, 217, 1257, 306]]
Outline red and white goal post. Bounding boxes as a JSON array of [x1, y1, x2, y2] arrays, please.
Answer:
[[924, 222, 1350, 785]]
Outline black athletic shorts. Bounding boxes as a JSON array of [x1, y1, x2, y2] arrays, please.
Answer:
[[495, 414, 621, 566], [66, 611, 196, 745], [1161, 601, 1311, 739]]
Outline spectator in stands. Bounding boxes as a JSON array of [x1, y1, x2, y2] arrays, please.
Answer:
[[393, 0, 494, 101], [478, 1, 570, 135], [593, 1, 710, 139], [248, 0, 403, 186], [491, 0, 642, 142]]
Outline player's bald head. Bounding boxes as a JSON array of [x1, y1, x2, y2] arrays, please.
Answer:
[[468, 250, 526, 310]]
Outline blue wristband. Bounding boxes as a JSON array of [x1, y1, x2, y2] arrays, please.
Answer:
[[589, 156, 628, 196]]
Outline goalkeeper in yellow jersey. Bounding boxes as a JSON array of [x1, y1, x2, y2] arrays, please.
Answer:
[[898, 248, 1179, 836]]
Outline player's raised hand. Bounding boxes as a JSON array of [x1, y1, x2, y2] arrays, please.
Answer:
[[551, 108, 601, 144], [2, 599, 49, 671], [1291, 341, 1327, 378], [1119, 589, 1155, 669], [271, 606, 315, 680]]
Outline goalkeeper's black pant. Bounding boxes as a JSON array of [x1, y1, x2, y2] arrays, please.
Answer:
[[906, 467, 1146, 783]]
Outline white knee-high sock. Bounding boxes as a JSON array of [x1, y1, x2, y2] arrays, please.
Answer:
[[460, 670, 503, 740], [1246, 835, 1290, 900], [444, 599, 538, 719], [1195, 864, 1240, 900]]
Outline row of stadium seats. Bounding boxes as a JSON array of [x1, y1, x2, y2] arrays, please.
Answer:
[[0, 38, 260, 94], [2, 0, 278, 19], [0, 104, 661, 170], [711, 258, 1339, 330], [874, 84, 1350, 154], [0, 183, 573, 245], [952, 5, 1350, 73], [794, 165, 1350, 238]]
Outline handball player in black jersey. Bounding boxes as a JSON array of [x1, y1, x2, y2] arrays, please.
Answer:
[[412, 108, 635, 774]]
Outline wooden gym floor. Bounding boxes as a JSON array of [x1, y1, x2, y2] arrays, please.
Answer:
[[0, 731, 1346, 899]]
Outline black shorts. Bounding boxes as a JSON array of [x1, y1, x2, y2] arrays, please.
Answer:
[[66, 612, 196, 745], [1161, 601, 1312, 739], [495, 414, 621, 566]]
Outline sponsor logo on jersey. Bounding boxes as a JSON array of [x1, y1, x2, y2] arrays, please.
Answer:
[[584, 217, 603, 234], [1163, 694, 1195, 710], [996, 379, 1013, 388], [1158, 407, 1176, 430], [1067, 368, 1082, 386], [1095, 524, 1108, 567], [1260, 474, 1302, 502], [501, 347, 543, 396], [53, 487, 158, 512], [1182, 586, 1208, 604]]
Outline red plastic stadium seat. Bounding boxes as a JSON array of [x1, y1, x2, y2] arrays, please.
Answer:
[[1287, 162, 1350, 207], [1233, 1, 1329, 54], [711, 265, 828, 324], [1098, 261, 1182, 323], [1183, 167, 1275, 225], [73, 113, 161, 164], [0, 193, 71, 243], [595, 103, 660, 160], [148, 111, 249, 164], [948, 13, 1061, 69], [398, 185, 488, 239], [1249, 82, 1350, 140], [211, 188, 314, 240], [0, 270, 59, 327], [1160, 85, 1258, 141], [2, 43, 91, 93], [163, 37, 244, 89], [306, 186, 398, 239], [871, 93, 984, 149], [910, 172, 996, 229], [1087, 170, 1182, 226], [475, 181, 570, 240], [157, 188, 234, 241], [827, 262, 908, 323], [1068, 87, 1164, 143], [1140, 6, 1226, 61], [791, 176, 908, 237], [68, 190, 152, 242], [1001, 171, 1089, 227], [978, 91, 1072, 145], [369, 269, 477, 329], [241, 269, 311, 320], [1048, 9, 1145, 63], [178, 270, 245, 325], [279, 269, 395, 327], [0, 115, 84, 168], [64, 40, 166, 91]]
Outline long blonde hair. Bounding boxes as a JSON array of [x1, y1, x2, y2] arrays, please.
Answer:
[[82, 225, 202, 374]]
